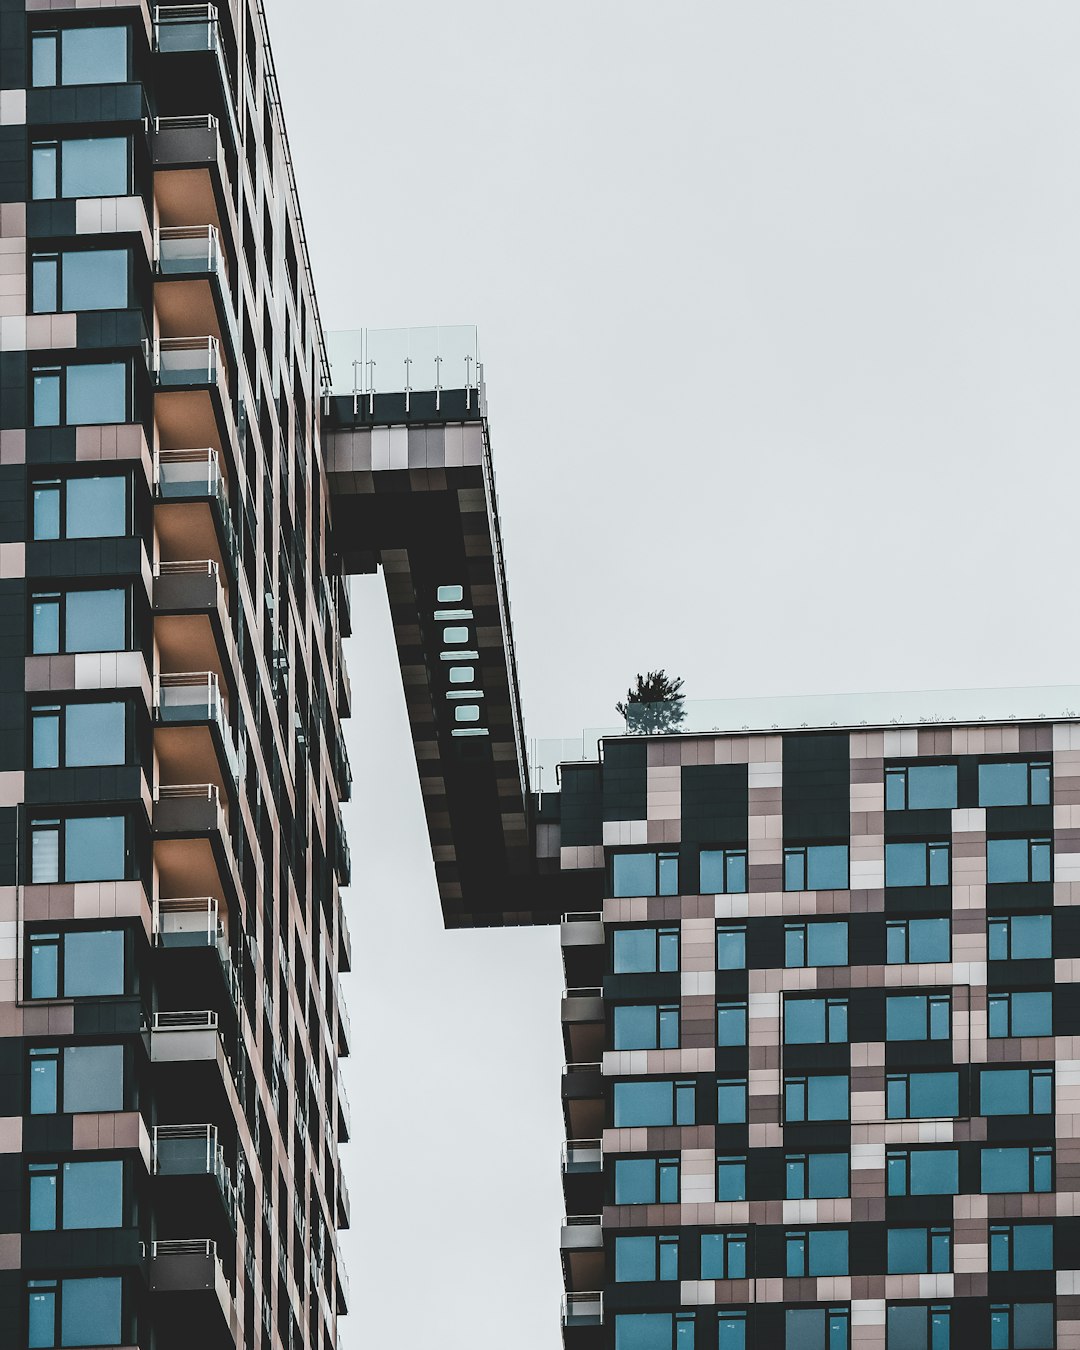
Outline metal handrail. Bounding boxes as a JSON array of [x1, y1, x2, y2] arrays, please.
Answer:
[[563, 1062, 602, 1073], [562, 1291, 603, 1325], [562, 911, 603, 923], [154, 558, 220, 578], [153, 114, 219, 132], [563, 986, 603, 999], [563, 1213, 602, 1227], [152, 1010, 219, 1030], [154, 895, 223, 940], [151, 1238, 218, 1257], [154, 782, 220, 802], [155, 446, 226, 494]]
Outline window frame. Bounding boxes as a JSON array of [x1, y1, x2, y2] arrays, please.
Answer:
[[989, 1302, 1055, 1350], [978, 760, 1052, 808], [716, 1000, 749, 1047], [886, 916, 951, 965], [28, 1041, 126, 1116], [611, 849, 680, 898], [885, 1304, 952, 1350], [29, 698, 129, 770], [785, 1227, 850, 1277], [30, 359, 132, 428], [784, 995, 849, 1045], [26, 1274, 125, 1350], [27, 811, 130, 886], [784, 1074, 850, 1123], [886, 1225, 952, 1275], [885, 992, 951, 1042], [884, 762, 958, 810], [613, 1001, 680, 1051], [30, 585, 131, 655], [986, 836, 1052, 885], [27, 1156, 126, 1232], [784, 920, 849, 969], [785, 1151, 850, 1200], [885, 1148, 959, 1197], [700, 1229, 748, 1280], [884, 840, 951, 888], [987, 913, 1052, 962], [699, 846, 748, 895], [989, 1223, 1054, 1273], [987, 990, 1053, 1040], [30, 134, 133, 201], [30, 472, 131, 540], [29, 23, 131, 88], [26, 925, 126, 1000], [613, 1154, 680, 1206], [716, 1154, 747, 1202], [783, 843, 849, 892], [613, 1232, 680, 1282], [980, 1145, 1053, 1195], [885, 1071, 959, 1121], [716, 923, 747, 970], [30, 246, 132, 315], [611, 924, 680, 974], [979, 1067, 1053, 1117]]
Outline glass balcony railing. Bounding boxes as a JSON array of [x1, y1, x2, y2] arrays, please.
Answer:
[[155, 895, 225, 948], [156, 446, 226, 499], [156, 671, 239, 782], [156, 224, 225, 278], [326, 325, 481, 398], [152, 336, 224, 389], [562, 1140, 602, 1174], [563, 1292, 603, 1328], [153, 1123, 236, 1213], [154, 4, 222, 55]]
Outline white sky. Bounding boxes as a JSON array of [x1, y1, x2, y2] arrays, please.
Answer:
[[262, 3, 1080, 1344]]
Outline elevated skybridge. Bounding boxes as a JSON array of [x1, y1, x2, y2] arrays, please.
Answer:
[[323, 327, 600, 928]]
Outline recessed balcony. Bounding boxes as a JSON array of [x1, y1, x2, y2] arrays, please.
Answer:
[[561, 1215, 604, 1291], [155, 446, 236, 576], [149, 1238, 238, 1350], [153, 6, 239, 151], [152, 115, 234, 235], [153, 559, 233, 683], [155, 672, 239, 792], [562, 1292, 603, 1350], [151, 336, 235, 464], [153, 1123, 237, 1239], [562, 1139, 604, 1214], [562, 1063, 603, 1140], [562, 986, 604, 1063], [153, 783, 240, 920], [337, 996, 352, 1057], [561, 911, 604, 988], [337, 1169, 351, 1231], [154, 895, 239, 1015], [155, 226, 238, 364]]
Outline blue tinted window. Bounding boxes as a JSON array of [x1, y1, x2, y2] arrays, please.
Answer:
[[65, 588, 125, 652], [988, 914, 1051, 961], [987, 837, 1051, 885], [616, 1314, 691, 1350], [614, 1081, 674, 1127], [786, 1307, 849, 1350], [63, 929, 124, 997], [613, 927, 679, 973], [888, 1227, 951, 1274], [64, 816, 124, 882], [61, 137, 129, 198], [700, 849, 747, 894], [60, 1276, 122, 1347], [63, 1160, 123, 1228], [887, 918, 950, 964], [981, 1069, 1053, 1116], [29, 1168, 58, 1230], [786, 1075, 848, 1122], [716, 1156, 746, 1201], [980, 762, 1049, 807], [60, 27, 128, 84], [61, 251, 128, 312], [887, 1072, 958, 1120], [65, 702, 125, 767], [718, 1313, 746, 1350], [700, 1232, 746, 1279], [612, 852, 678, 898], [990, 1304, 1054, 1350], [886, 994, 950, 1042], [786, 921, 848, 968], [65, 476, 126, 536], [887, 1149, 958, 1196], [886, 842, 950, 888], [32, 596, 60, 653], [786, 1152, 849, 1199], [615, 1236, 660, 1282], [29, 1052, 58, 1114], [65, 363, 126, 426], [615, 1159, 657, 1204], [716, 1003, 747, 1047], [807, 845, 847, 889], [907, 764, 957, 808], [981, 1147, 1051, 1194], [785, 998, 847, 1044], [716, 926, 746, 970], [63, 1044, 123, 1113], [990, 1224, 1053, 1272], [716, 1079, 747, 1124], [31, 707, 61, 767], [988, 991, 1052, 1039]]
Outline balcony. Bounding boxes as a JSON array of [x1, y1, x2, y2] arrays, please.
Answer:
[[336, 1260, 350, 1316], [149, 1011, 239, 1133], [337, 995, 352, 1057], [337, 1169, 351, 1230], [563, 1139, 603, 1215], [337, 1083, 351, 1143], [152, 114, 234, 235], [153, 559, 232, 682], [154, 895, 238, 1014], [333, 730, 352, 802], [153, 1124, 237, 1239], [338, 906, 352, 974], [562, 986, 604, 1063], [153, 6, 239, 150], [151, 337, 235, 461], [149, 1239, 238, 1350], [561, 1215, 604, 1291], [155, 226, 238, 364], [155, 447, 236, 574], [155, 672, 239, 791], [562, 1063, 603, 1140], [153, 784, 240, 920], [562, 911, 604, 988], [562, 1292, 603, 1350]]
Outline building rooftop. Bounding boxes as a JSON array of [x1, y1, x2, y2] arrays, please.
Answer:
[[529, 683, 1080, 790]]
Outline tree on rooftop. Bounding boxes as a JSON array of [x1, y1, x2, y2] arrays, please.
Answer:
[[616, 670, 686, 735]]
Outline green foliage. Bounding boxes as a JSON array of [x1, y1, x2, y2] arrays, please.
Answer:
[[616, 670, 686, 734]]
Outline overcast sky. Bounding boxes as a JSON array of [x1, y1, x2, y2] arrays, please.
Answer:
[[263, 3, 1080, 1344]]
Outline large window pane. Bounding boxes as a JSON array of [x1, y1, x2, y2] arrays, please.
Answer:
[[979, 763, 1030, 806], [29, 1055, 58, 1114], [63, 1044, 123, 1113], [907, 764, 957, 808], [612, 853, 656, 898], [64, 816, 124, 882], [60, 137, 128, 198], [65, 589, 125, 653], [28, 1288, 56, 1349], [61, 27, 128, 84], [59, 1275, 122, 1347], [807, 845, 848, 889], [65, 702, 125, 766], [31, 144, 58, 199], [63, 1160, 123, 1228], [986, 838, 1032, 884], [787, 1309, 825, 1350], [29, 1171, 58, 1230], [613, 929, 658, 973], [909, 1150, 958, 1195], [614, 1081, 673, 1127], [62, 251, 128, 311], [65, 476, 126, 537], [65, 363, 126, 426], [1012, 1304, 1053, 1349], [64, 929, 124, 996], [32, 370, 61, 426]]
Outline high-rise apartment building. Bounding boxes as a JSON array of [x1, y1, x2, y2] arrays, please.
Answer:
[[0, 3, 352, 1349], [2, 4, 1078, 1350]]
